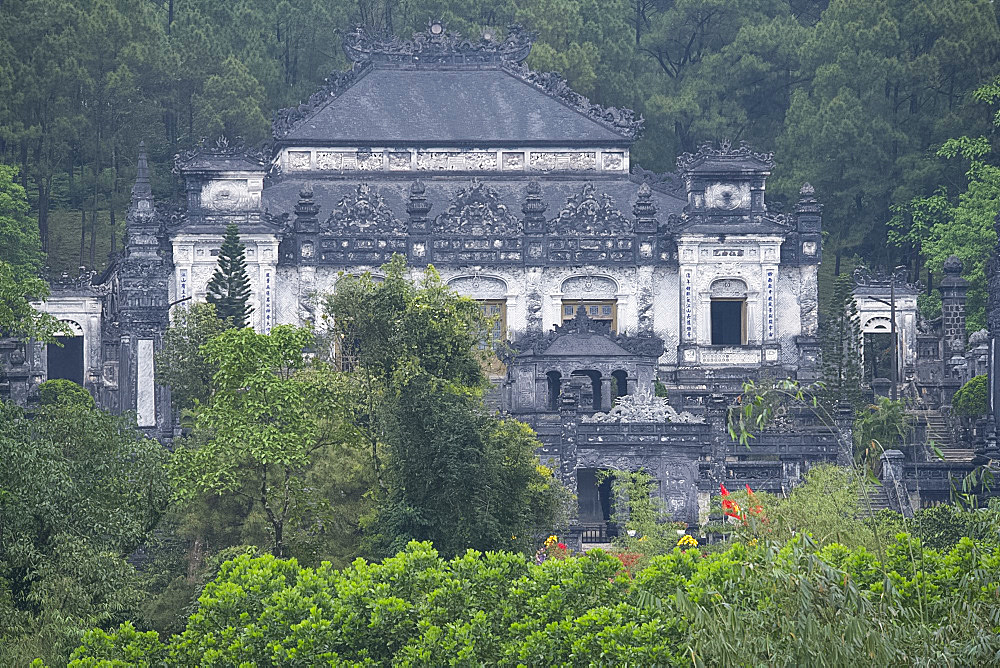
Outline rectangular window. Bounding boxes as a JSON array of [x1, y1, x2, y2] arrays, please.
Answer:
[[562, 300, 617, 332], [478, 300, 507, 348], [710, 299, 746, 345]]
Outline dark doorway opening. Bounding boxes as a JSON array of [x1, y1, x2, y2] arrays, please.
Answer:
[[547, 371, 562, 410], [612, 370, 628, 401], [47, 336, 84, 385], [711, 299, 745, 345], [571, 369, 602, 411], [577, 468, 614, 523], [864, 332, 894, 382]]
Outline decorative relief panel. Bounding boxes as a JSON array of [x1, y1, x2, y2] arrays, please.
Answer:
[[414, 151, 500, 171], [503, 152, 524, 170], [550, 184, 631, 236], [701, 348, 761, 365], [321, 183, 404, 235], [447, 275, 507, 298], [529, 151, 596, 171], [710, 278, 748, 298], [561, 275, 617, 299], [704, 182, 750, 210], [602, 152, 625, 170], [288, 151, 311, 170], [388, 152, 411, 170], [312, 150, 383, 171], [434, 179, 521, 236], [201, 179, 255, 211]]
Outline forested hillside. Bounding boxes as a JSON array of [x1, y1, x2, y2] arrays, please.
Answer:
[[2, 0, 1000, 315]]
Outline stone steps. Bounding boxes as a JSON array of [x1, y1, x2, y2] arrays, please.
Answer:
[[912, 409, 975, 462], [859, 486, 892, 514]]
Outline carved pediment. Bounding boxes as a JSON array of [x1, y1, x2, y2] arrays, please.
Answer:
[[550, 184, 632, 236], [321, 183, 405, 235], [434, 179, 521, 236]]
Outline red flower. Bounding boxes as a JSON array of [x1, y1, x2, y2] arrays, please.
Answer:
[[557, 543, 566, 550]]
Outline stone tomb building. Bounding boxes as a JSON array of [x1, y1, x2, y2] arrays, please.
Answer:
[[3, 24, 848, 536]]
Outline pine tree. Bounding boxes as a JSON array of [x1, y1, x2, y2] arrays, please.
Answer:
[[206, 223, 252, 328]]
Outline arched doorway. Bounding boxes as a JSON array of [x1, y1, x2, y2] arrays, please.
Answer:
[[571, 369, 602, 411], [612, 369, 629, 401]]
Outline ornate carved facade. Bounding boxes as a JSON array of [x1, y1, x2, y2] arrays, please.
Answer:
[[12, 22, 955, 536]]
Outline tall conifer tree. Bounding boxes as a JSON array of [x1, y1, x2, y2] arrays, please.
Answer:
[[206, 223, 251, 328]]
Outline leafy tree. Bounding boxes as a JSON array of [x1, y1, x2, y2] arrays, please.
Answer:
[[602, 469, 677, 561], [775, 0, 1000, 273], [192, 56, 270, 144], [952, 374, 988, 417], [920, 121, 1000, 332], [155, 302, 229, 413], [0, 164, 57, 340], [325, 256, 571, 558], [853, 397, 910, 466], [169, 325, 364, 558], [205, 222, 252, 329], [0, 398, 169, 666]]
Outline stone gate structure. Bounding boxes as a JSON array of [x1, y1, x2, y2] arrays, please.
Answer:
[[1, 22, 995, 534]]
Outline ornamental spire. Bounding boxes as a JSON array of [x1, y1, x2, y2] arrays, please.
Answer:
[[130, 141, 154, 219]]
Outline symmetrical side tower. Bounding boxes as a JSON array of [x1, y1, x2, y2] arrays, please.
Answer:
[[113, 144, 172, 439]]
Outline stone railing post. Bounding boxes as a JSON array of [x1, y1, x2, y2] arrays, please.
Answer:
[[879, 449, 914, 518]]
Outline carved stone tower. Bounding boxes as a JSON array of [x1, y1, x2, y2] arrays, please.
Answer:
[[117, 143, 171, 439]]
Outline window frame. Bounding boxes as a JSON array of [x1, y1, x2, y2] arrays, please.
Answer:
[[478, 299, 507, 347], [562, 299, 618, 332]]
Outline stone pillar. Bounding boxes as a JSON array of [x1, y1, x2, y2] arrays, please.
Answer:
[[600, 374, 613, 412], [706, 394, 729, 490], [406, 180, 431, 265], [940, 255, 969, 354], [559, 380, 583, 491], [834, 401, 854, 466], [986, 214, 1000, 457]]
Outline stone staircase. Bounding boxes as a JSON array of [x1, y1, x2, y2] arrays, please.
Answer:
[[859, 485, 893, 514], [915, 409, 975, 462]]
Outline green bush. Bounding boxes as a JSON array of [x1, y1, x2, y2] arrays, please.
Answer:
[[37, 379, 94, 408], [70, 530, 1000, 667], [952, 374, 988, 416]]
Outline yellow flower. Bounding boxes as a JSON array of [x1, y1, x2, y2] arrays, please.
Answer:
[[677, 534, 698, 548]]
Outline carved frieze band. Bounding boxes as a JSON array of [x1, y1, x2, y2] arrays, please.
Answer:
[[282, 148, 627, 174]]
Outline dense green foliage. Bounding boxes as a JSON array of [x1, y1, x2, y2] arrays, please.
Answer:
[[325, 257, 572, 558], [0, 164, 57, 339], [170, 325, 362, 558], [69, 524, 1000, 666], [0, 397, 169, 666], [154, 302, 229, 413], [953, 374, 989, 417], [204, 223, 251, 329]]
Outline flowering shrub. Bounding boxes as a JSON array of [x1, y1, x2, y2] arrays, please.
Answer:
[[677, 534, 698, 548]]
